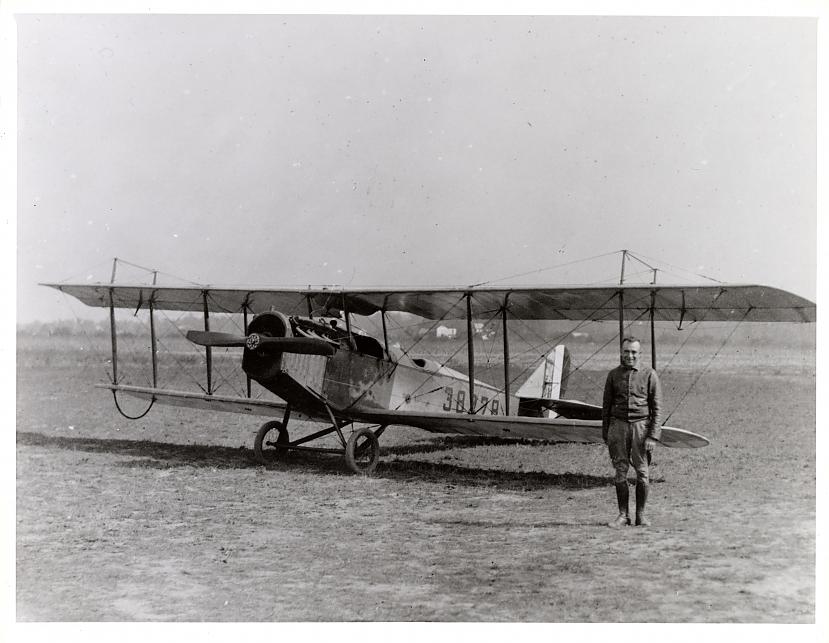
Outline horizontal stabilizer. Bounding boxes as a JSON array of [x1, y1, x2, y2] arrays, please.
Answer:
[[547, 399, 603, 421]]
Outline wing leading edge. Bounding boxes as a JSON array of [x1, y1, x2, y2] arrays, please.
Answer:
[[43, 282, 815, 322], [101, 384, 292, 417]]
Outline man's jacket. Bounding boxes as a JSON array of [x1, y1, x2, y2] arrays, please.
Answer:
[[602, 364, 662, 441]]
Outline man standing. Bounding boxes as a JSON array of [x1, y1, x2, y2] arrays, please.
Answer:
[[602, 337, 662, 528]]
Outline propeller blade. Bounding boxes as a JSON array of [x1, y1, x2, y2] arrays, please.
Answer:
[[185, 330, 248, 347], [186, 331, 336, 356], [254, 336, 336, 356]]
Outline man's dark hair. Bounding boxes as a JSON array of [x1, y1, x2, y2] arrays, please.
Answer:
[[621, 336, 641, 346]]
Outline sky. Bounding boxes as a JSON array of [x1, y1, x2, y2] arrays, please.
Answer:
[[13, 12, 818, 322]]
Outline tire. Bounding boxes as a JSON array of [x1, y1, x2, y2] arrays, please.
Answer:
[[344, 427, 380, 475], [254, 421, 289, 465]]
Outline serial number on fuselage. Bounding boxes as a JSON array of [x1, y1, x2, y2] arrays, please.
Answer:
[[442, 386, 502, 415]]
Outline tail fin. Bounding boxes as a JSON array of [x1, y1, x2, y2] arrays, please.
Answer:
[[515, 345, 571, 417]]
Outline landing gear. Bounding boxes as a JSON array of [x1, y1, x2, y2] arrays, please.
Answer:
[[344, 426, 381, 475], [251, 416, 385, 474], [254, 420, 290, 464]]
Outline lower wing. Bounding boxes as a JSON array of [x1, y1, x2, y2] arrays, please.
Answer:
[[345, 407, 709, 448], [98, 384, 294, 417], [102, 384, 709, 448]]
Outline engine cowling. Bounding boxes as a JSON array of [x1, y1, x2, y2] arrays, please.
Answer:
[[242, 311, 292, 380]]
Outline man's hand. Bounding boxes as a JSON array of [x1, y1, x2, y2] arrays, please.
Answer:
[[645, 437, 657, 452]]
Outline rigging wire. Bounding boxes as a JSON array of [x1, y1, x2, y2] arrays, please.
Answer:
[[343, 295, 468, 411], [50, 292, 110, 383], [460, 291, 622, 405], [625, 252, 657, 272], [65, 257, 208, 287], [207, 349, 247, 398], [201, 293, 260, 397], [658, 321, 702, 377], [113, 258, 207, 287], [583, 277, 629, 286], [567, 309, 650, 383], [658, 289, 726, 378], [152, 309, 210, 394], [581, 270, 655, 287], [388, 294, 468, 361], [390, 307, 504, 412], [655, 289, 729, 423], [56, 258, 115, 285], [662, 309, 752, 425], [625, 250, 725, 285], [611, 268, 657, 283], [502, 291, 623, 395], [470, 250, 622, 287], [59, 252, 746, 424], [51, 287, 161, 418]]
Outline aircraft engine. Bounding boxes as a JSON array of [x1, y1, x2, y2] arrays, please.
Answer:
[[242, 311, 293, 379]]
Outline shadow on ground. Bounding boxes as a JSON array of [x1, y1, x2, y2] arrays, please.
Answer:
[[17, 431, 612, 490], [382, 435, 569, 456]]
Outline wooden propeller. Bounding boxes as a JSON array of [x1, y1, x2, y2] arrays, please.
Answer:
[[186, 331, 335, 356]]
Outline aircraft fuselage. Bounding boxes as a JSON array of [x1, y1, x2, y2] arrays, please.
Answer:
[[240, 312, 513, 422]]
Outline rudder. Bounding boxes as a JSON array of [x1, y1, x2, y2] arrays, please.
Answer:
[[515, 345, 571, 417]]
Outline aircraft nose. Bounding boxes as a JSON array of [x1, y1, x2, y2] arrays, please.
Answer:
[[246, 333, 261, 350]]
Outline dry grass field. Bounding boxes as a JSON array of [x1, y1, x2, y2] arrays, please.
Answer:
[[15, 330, 815, 622]]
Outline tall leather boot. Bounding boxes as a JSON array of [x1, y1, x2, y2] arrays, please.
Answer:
[[635, 480, 651, 527], [607, 482, 630, 528]]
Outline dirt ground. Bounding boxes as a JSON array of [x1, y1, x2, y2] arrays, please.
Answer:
[[15, 338, 815, 622]]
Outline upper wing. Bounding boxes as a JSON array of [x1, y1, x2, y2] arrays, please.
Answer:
[[342, 407, 709, 448], [42, 282, 815, 322]]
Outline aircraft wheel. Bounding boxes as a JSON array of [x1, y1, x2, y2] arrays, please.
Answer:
[[254, 421, 289, 465], [344, 427, 380, 475]]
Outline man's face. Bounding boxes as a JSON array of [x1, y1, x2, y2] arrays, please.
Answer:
[[621, 341, 641, 368]]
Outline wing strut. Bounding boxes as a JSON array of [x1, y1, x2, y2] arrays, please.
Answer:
[[617, 250, 628, 353], [202, 291, 213, 395], [650, 269, 657, 369], [243, 298, 251, 398], [466, 292, 476, 414], [149, 271, 159, 387], [342, 292, 356, 349], [502, 295, 511, 416], [381, 307, 389, 356], [109, 258, 119, 385]]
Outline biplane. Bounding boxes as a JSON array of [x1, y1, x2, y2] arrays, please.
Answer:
[[42, 261, 815, 474]]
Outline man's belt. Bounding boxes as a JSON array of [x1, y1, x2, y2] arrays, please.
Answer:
[[610, 413, 650, 423]]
